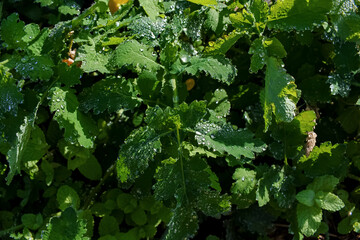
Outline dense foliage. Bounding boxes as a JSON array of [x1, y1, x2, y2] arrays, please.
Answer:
[[0, 0, 360, 239]]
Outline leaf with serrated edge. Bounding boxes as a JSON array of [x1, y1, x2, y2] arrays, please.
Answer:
[[195, 122, 266, 159], [261, 57, 300, 131], [79, 76, 141, 114], [231, 168, 257, 195], [185, 55, 237, 85], [117, 127, 161, 182], [315, 191, 344, 211], [297, 204, 322, 237], [113, 40, 163, 72], [49, 87, 97, 148], [268, 0, 333, 31], [138, 0, 163, 21]]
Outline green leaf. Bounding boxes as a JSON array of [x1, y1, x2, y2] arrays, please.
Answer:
[[117, 127, 161, 182], [194, 122, 266, 159], [195, 190, 231, 217], [163, 206, 198, 240], [264, 37, 287, 59], [56, 62, 83, 87], [261, 57, 301, 131], [58, 5, 80, 16], [231, 168, 257, 195], [298, 142, 348, 178], [58, 140, 102, 180], [296, 189, 315, 207], [79, 76, 141, 114], [41, 159, 54, 186], [229, 0, 268, 33], [315, 191, 344, 211], [113, 40, 163, 72], [15, 55, 54, 81], [306, 175, 340, 193], [335, 14, 360, 42], [337, 106, 360, 134], [27, 28, 50, 56], [42, 207, 89, 240], [49, 87, 97, 148], [6, 117, 48, 184], [298, 75, 332, 103], [138, 0, 163, 21], [249, 38, 266, 73], [268, 0, 333, 31], [204, 30, 242, 55], [77, 41, 109, 74], [131, 208, 147, 226], [297, 204, 322, 237], [185, 55, 237, 85], [57, 185, 80, 211], [0, 13, 26, 49], [21, 213, 43, 230], [22, 23, 40, 43], [186, 0, 217, 7], [99, 215, 119, 236], [205, 89, 231, 123], [256, 165, 296, 208], [0, 70, 23, 118], [269, 110, 317, 159]]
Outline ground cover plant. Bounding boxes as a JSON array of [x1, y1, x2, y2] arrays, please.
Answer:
[[0, 0, 360, 239]]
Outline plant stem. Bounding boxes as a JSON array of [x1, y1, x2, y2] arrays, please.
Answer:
[[0, 224, 24, 237], [82, 163, 116, 210], [348, 173, 360, 182], [176, 126, 188, 203], [71, 2, 101, 28]]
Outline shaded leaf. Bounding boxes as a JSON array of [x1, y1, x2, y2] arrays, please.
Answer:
[[79, 76, 141, 114], [117, 127, 161, 182]]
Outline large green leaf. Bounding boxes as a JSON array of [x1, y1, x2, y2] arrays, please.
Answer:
[[269, 110, 317, 159], [163, 206, 198, 240], [297, 204, 322, 237], [113, 40, 163, 72], [335, 14, 360, 42], [185, 55, 237, 85], [79, 76, 141, 114], [42, 207, 89, 240], [138, 0, 163, 21], [0, 69, 23, 118], [6, 121, 48, 184], [315, 192, 344, 211], [268, 0, 333, 31], [195, 122, 266, 159], [261, 57, 301, 131], [77, 41, 110, 74], [231, 168, 257, 195], [0, 13, 26, 49], [15, 55, 54, 82], [49, 87, 97, 148], [298, 142, 348, 178], [117, 127, 161, 182]]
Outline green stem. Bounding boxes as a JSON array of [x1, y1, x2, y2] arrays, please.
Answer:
[[71, 1, 102, 28], [0, 59, 9, 66], [348, 173, 360, 182], [82, 163, 116, 210], [0, 224, 24, 237], [176, 126, 188, 203]]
